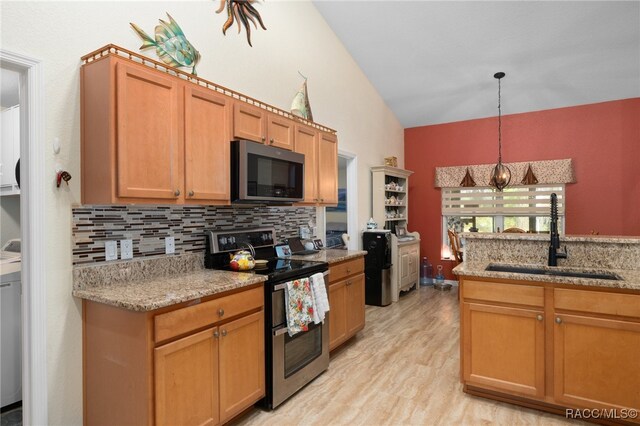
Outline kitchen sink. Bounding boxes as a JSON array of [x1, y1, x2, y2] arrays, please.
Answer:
[[485, 264, 622, 280]]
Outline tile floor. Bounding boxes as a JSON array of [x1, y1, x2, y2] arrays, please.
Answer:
[[234, 285, 580, 425]]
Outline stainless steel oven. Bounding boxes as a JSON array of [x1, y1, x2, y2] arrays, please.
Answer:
[[266, 271, 329, 409]]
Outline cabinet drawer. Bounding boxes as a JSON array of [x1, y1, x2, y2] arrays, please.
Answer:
[[462, 280, 544, 307], [155, 286, 263, 342], [328, 257, 364, 284], [554, 288, 640, 319]]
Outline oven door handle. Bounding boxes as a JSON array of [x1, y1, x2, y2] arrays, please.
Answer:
[[273, 326, 289, 337], [273, 270, 329, 292]]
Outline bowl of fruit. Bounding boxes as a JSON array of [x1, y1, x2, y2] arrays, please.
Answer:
[[229, 250, 256, 271]]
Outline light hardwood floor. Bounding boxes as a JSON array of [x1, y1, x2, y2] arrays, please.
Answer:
[[234, 285, 579, 425]]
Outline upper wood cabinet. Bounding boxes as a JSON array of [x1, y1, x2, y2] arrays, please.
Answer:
[[294, 125, 338, 206], [81, 51, 337, 205], [294, 125, 318, 203], [318, 132, 338, 204], [233, 102, 294, 151], [184, 85, 231, 203]]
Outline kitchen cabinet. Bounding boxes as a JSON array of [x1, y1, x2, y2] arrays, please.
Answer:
[[553, 288, 640, 411], [81, 48, 338, 206], [233, 102, 294, 151], [328, 256, 365, 351], [293, 125, 338, 206], [390, 237, 420, 301], [83, 284, 264, 425], [1, 105, 20, 196], [184, 86, 231, 203], [459, 276, 640, 418]]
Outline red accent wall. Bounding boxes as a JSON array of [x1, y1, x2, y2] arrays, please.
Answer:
[[404, 98, 640, 279]]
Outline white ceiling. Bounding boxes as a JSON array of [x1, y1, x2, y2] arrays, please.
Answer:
[[313, 1, 640, 128]]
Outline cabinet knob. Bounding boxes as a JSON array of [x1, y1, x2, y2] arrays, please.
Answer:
[[188, 190, 194, 197], [314, 198, 319, 202], [221, 329, 227, 337], [536, 314, 543, 321], [174, 189, 181, 196], [270, 138, 274, 145], [320, 198, 324, 202], [218, 308, 225, 317], [213, 330, 219, 338], [261, 137, 266, 142], [346, 280, 352, 286], [555, 317, 562, 324], [347, 268, 351, 274]]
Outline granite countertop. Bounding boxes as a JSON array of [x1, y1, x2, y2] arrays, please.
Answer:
[[73, 253, 266, 311], [460, 232, 640, 244], [453, 262, 640, 291], [289, 249, 367, 264]]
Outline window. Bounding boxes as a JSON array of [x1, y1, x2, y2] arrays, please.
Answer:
[[442, 185, 565, 258]]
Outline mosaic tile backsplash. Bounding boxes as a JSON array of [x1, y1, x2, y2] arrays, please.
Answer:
[[72, 205, 316, 265]]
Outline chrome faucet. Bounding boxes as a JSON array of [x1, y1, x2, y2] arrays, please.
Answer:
[[548, 193, 567, 266]]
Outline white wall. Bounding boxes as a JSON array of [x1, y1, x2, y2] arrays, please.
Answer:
[[0, 1, 403, 423], [1, 196, 20, 246]]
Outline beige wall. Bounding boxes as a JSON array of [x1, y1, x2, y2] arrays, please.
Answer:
[[0, 1, 403, 423]]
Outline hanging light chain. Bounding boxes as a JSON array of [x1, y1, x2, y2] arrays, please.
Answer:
[[497, 76, 502, 163]]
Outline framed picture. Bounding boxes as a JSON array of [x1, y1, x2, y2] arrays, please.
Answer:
[[313, 239, 324, 249], [275, 244, 291, 258], [395, 226, 407, 237]]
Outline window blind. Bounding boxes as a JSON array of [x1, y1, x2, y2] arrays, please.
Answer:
[[442, 185, 565, 216]]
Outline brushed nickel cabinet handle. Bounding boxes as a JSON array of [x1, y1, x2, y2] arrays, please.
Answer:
[[188, 190, 194, 197], [218, 308, 224, 317], [213, 330, 219, 338], [174, 189, 181, 196], [536, 314, 543, 321], [555, 317, 562, 324], [221, 329, 227, 337]]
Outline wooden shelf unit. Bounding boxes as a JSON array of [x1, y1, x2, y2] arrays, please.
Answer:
[[371, 166, 413, 234]]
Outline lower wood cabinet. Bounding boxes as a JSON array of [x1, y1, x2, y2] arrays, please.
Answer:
[[459, 277, 640, 420], [328, 256, 365, 351], [83, 285, 265, 426], [462, 302, 545, 398]]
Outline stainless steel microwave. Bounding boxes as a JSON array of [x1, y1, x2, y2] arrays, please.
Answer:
[[231, 140, 305, 204]]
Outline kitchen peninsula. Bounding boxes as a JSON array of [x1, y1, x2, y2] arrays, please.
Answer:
[[454, 233, 640, 420]]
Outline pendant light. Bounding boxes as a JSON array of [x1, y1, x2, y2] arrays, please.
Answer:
[[489, 72, 511, 191]]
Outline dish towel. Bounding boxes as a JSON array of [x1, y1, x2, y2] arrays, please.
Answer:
[[310, 272, 330, 324], [284, 277, 314, 336]]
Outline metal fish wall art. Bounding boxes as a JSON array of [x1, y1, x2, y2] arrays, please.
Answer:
[[130, 13, 201, 75], [216, 0, 267, 47]]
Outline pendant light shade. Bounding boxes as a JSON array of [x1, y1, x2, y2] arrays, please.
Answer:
[[490, 72, 511, 191]]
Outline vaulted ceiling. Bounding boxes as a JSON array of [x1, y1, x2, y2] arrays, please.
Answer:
[[314, 1, 640, 128]]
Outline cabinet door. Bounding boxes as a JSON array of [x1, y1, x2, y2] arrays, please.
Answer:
[[328, 280, 347, 351], [155, 327, 219, 426], [462, 302, 545, 398], [0, 106, 19, 189], [233, 102, 265, 143], [294, 125, 318, 203], [218, 311, 265, 424], [399, 249, 410, 286], [554, 313, 640, 410], [116, 62, 182, 200], [184, 86, 231, 203], [409, 247, 419, 282], [317, 132, 338, 205], [346, 274, 365, 336], [266, 114, 294, 151]]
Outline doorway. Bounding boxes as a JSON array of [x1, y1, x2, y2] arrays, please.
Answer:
[[1, 66, 23, 425], [323, 151, 357, 249], [1, 49, 47, 426]]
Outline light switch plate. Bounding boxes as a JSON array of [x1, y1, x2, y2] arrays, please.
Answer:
[[120, 239, 133, 260], [165, 236, 175, 254], [105, 241, 117, 261]]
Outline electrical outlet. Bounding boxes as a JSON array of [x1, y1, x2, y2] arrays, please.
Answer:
[[105, 241, 117, 261], [120, 239, 133, 260], [165, 236, 175, 254]]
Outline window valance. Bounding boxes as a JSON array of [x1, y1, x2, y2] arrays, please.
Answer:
[[434, 159, 575, 188]]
